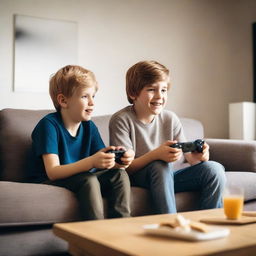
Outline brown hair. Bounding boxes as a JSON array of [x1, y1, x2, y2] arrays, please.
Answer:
[[49, 65, 98, 110], [126, 60, 170, 104]]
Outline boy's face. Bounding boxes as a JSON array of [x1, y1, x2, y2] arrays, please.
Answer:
[[64, 86, 96, 122], [132, 80, 168, 121]]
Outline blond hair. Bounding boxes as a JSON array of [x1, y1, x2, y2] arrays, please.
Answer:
[[49, 65, 98, 110], [126, 60, 170, 104]]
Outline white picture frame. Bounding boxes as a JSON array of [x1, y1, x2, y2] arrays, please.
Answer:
[[14, 14, 78, 93]]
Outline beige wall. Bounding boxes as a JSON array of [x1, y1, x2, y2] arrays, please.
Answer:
[[0, 0, 256, 138]]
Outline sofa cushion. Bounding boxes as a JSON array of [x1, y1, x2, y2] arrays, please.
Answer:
[[225, 172, 256, 202], [0, 181, 81, 227], [130, 187, 155, 216], [0, 180, 202, 227], [0, 109, 53, 181], [180, 118, 204, 141], [0, 228, 68, 256], [91, 115, 111, 146]]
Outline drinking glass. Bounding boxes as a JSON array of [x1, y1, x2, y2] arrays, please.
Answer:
[[223, 185, 244, 220]]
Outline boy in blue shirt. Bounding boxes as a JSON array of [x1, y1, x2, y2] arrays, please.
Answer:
[[28, 65, 134, 220], [109, 60, 226, 214]]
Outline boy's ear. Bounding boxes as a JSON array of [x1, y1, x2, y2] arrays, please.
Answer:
[[129, 94, 136, 101], [57, 94, 68, 108]]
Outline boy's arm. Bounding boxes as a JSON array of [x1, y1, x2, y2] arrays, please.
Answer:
[[127, 141, 182, 174], [43, 147, 116, 180], [43, 154, 93, 180]]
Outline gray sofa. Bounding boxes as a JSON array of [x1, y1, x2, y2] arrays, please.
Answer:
[[0, 108, 256, 256]]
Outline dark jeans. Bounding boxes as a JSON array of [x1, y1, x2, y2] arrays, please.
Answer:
[[130, 160, 226, 214], [44, 168, 131, 220]]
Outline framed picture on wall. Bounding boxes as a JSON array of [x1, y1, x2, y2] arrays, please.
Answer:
[[13, 14, 78, 93]]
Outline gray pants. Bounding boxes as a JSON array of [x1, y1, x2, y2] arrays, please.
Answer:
[[44, 168, 131, 220]]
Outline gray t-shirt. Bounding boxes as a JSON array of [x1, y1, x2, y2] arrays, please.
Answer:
[[109, 106, 187, 158]]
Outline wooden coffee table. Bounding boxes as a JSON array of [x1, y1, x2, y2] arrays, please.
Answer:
[[53, 209, 256, 256]]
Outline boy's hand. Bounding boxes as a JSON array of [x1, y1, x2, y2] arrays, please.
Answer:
[[190, 142, 209, 162], [152, 140, 183, 163], [184, 142, 209, 165], [115, 148, 135, 169], [90, 146, 116, 169]]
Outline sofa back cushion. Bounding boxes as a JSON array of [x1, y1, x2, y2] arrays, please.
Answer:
[[0, 109, 53, 181], [0, 108, 204, 182]]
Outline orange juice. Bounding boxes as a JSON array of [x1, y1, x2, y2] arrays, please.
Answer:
[[223, 196, 244, 219]]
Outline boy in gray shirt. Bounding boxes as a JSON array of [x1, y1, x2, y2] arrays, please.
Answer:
[[109, 60, 226, 214]]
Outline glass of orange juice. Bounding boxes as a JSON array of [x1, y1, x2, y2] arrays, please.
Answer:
[[223, 185, 244, 220]]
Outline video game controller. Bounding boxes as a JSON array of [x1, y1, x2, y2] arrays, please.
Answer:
[[170, 139, 204, 153], [106, 149, 126, 164]]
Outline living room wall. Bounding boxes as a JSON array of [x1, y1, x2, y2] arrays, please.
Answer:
[[0, 0, 256, 138]]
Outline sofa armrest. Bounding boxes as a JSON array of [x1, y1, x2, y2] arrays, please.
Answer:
[[205, 138, 256, 173]]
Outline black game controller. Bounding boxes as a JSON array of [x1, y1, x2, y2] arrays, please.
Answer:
[[106, 149, 126, 164], [171, 139, 204, 153]]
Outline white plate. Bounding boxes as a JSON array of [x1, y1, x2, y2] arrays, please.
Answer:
[[143, 224, 230, 241]]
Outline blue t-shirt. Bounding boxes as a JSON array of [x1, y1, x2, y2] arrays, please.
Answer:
[[27, 112, 105, 182]]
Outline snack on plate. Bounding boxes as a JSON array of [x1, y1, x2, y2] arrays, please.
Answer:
[[161, 214, 191, 231], [189, 221, 213, 233], [160, 214, 212, 233]]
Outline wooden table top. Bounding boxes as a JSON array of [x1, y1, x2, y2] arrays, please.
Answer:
[[53, 209, 256, 256]]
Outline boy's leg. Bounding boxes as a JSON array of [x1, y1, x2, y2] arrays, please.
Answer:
[[174, 161, 226, 209], [130, 160, 177, 214], [96, 168, 131, 218], [44, 172, 104, 220]]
